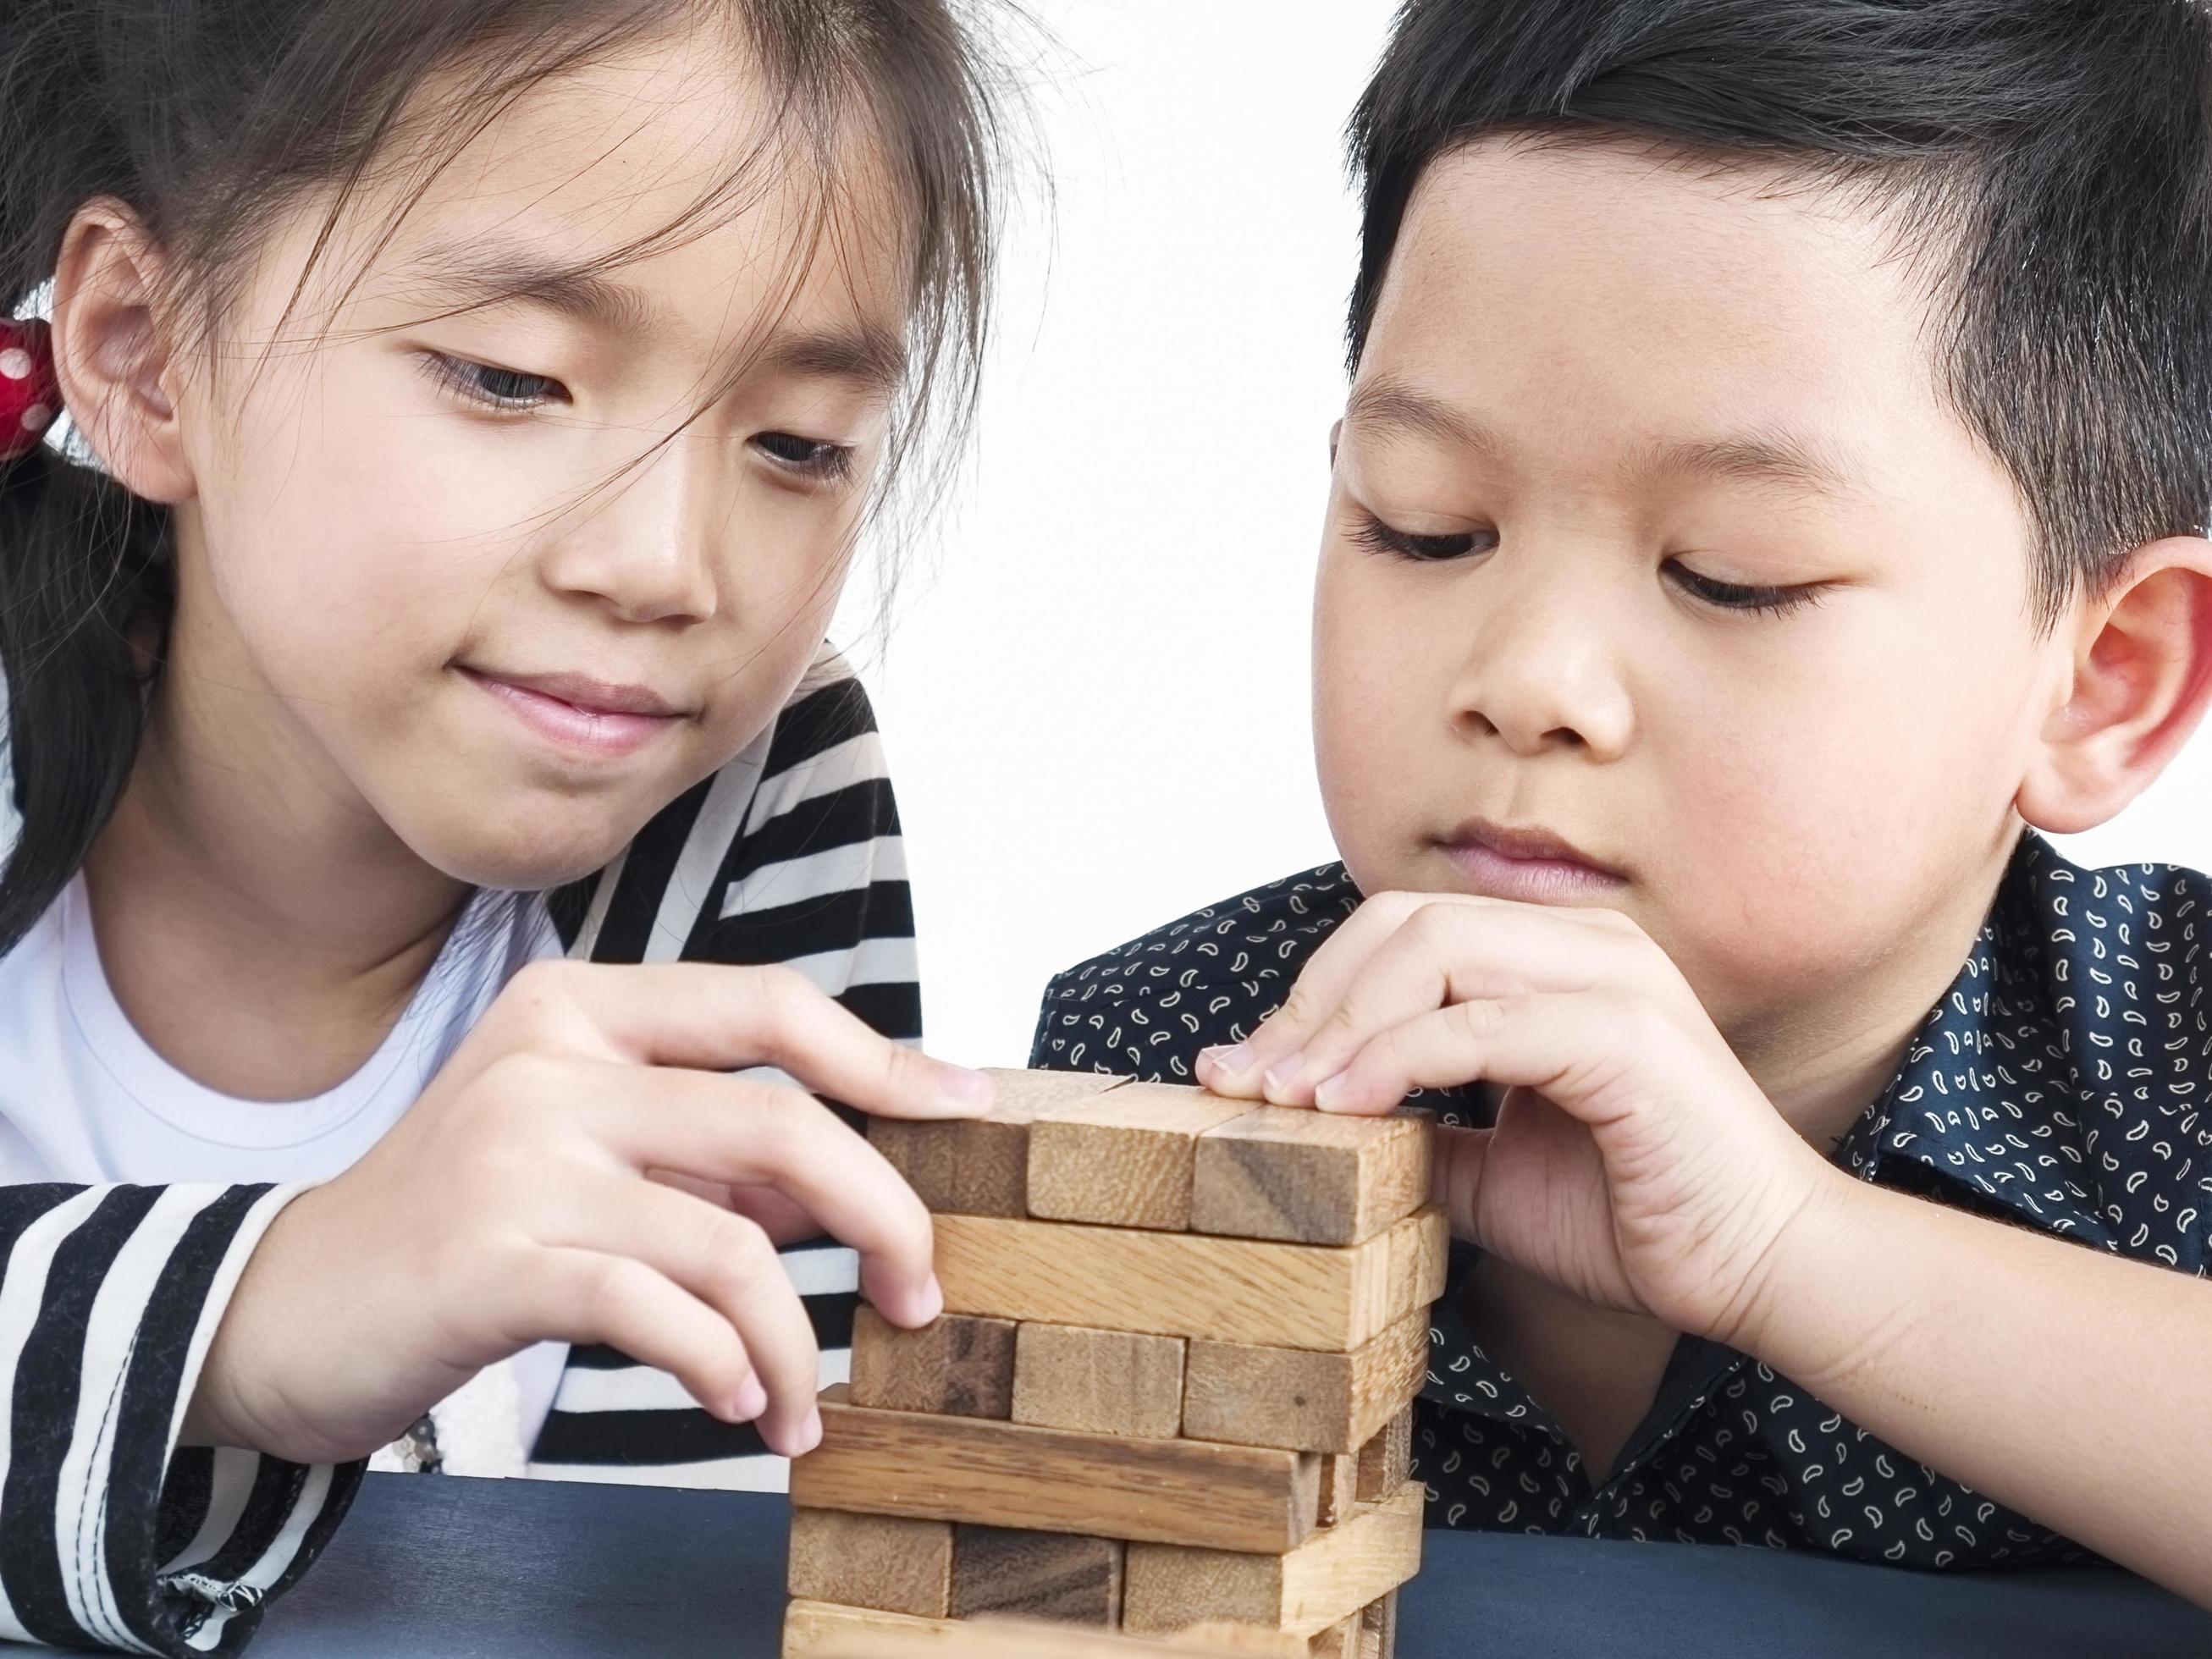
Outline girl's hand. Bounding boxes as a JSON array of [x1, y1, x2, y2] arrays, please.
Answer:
[[183, 960, 991, 1465], [1196, 894, 1848, 1351]]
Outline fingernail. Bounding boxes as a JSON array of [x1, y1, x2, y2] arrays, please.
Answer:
[[1313, 1072, 1352, 1112], [793, 1407, 824, 1457], [732, 1375, 767, 1421], [916, 1274, 945, 1324], [1200, 1043, 1254, 1078], [1263, 1051, 1307, 1094], [938, 1064, 995, 1109]]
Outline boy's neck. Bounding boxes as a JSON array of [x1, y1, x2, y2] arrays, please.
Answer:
[[78, 654, 473, 1101]]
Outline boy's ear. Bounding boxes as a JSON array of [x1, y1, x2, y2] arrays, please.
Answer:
[[48, 198, 194, 505], [1328, 418, 1343, 467], [2018, 537, 2212, 835]]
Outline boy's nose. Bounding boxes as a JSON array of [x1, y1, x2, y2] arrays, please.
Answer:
[[539, 436, 722, 626], [1444, 557, 1634, 761]]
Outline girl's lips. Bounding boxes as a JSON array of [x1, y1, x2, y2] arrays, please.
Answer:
[[461, 668, 680, 758], [1438, 836, 1627, 902]]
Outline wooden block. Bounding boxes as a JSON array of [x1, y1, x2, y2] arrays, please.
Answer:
[[1012, 1323, 1185, 1438], [784, 1601, 1323, 1657], [1191, 1109, 1432, 1246], [872, 1070, 1131, 1217], [786, 1508, 953, 1617], [952, 1526, 1123, 1624], [792, 1387, 1321, 1553], [1122, 1483, 1424, 1640], [848, 1304, 1017, 1419], [1354, 1408, 1413, 1505], [934, 1207, 1448, 1353], [1314, 1453, 1357, 1529], [1183, 1309, 1428, 1454], [1029, 1083, 1257, 1231], [1309, 1615, 1362, 1659], [1360, 1591, 1398, 1659]]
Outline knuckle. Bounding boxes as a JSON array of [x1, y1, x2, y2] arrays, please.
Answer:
[[695, 1212, 777, 1306], [499, 958, 587, 1033], [581, 1256, 653, 1326], [747, 964, 814, 1025]]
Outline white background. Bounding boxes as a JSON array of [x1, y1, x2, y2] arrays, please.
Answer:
[[843, 0, 2212, 1069]]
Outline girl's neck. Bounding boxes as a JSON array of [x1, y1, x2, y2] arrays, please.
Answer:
[[79, 656, 473, 1102]]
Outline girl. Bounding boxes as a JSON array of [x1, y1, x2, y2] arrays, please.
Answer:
[[0, 0, 1010, 1651]]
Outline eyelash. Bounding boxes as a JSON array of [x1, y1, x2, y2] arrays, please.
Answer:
[[1352, 511, 1824, 618], [420, 353, 856, 482]]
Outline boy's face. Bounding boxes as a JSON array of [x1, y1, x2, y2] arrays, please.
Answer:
[[1315, 139, 2073, 1051]]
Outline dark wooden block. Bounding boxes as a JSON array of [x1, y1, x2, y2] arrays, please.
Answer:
[[952, 1526, 1123, 1625], [848, 1303, 1016, 1419]]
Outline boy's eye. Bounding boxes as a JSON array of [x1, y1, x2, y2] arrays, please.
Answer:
[[423, 353, 565, 411], [753, 430, 856, 482], [1352, 511, 1492, 562], [1665, 561, 1826, 618]]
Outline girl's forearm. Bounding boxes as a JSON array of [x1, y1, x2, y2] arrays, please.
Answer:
[[1748, 1176, 2212, 1605]]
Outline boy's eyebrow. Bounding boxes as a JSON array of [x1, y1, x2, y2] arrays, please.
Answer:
[[1345, 375, 1860, 499], [389, 240, 908, 392]]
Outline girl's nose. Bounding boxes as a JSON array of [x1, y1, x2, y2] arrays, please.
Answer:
[[539, 436, 721, 626]]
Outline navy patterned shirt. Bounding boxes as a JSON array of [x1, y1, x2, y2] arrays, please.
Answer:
[[1029, 830, 2211, 1568]]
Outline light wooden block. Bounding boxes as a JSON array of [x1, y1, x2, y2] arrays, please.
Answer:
[[786, 1508, 953, 1617], [1182, 1309, 1429, 1454], [1191, 1109, 1433, 1246], [791, 1387, 1321, 1554], [1308, 1615, 1362, 1659], [1354, 1409, 1413, 1506], [1028, 1083, 1257, 1231], [934, 1207, 1448, 1353], [848, 1304, 1017, 1419], [784, 1601, 1326, 1656], [872, 1070, 1131, 1217], [1122, 1484, 1424, 1640], [1012, 1322, 1185, 1438], [952, 1526, 1123, 1625]]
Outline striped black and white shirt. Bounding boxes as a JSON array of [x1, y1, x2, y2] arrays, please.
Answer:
[[0, 658, 913, 1653]]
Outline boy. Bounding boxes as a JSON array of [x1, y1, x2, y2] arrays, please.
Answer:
[[1033, 0, 2212, 1602]]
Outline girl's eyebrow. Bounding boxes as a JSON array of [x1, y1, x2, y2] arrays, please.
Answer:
[[389, 239, 909, 393]]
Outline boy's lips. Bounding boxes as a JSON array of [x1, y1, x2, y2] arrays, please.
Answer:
[[1435, 816, 1628, 901], [460, 666, 688, 758]]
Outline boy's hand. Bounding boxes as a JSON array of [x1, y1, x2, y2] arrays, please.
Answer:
[[1197, 893, 1849, 1351], [182, 960, 991, 1467]]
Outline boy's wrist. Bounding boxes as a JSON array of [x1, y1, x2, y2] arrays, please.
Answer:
[[1725, 1164, 1903, 1379]]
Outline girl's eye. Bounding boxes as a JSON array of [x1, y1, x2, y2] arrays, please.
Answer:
[[1665, 561, 1826, 618], [422, 353, 565, 411], [1352, 511, 1493, 562], [753, 431, 856, 482]]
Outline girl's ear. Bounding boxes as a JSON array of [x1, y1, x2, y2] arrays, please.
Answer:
[[49, 198, 194, 505], [2018, 537, 2212, 835]]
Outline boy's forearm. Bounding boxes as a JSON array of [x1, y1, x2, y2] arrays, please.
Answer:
[[1749, 1176, 2212, 1605]]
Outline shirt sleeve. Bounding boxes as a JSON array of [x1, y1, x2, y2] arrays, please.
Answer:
[[0, 1180, 359, 1655]]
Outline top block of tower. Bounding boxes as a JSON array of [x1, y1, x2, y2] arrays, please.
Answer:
[[872, 1070, 1432, 1247]]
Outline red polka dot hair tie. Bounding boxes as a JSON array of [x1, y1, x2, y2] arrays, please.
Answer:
[[0, 318, 61, 463]]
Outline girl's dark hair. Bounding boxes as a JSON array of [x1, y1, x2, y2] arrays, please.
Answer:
[[1347, 0, 2212, 631], [0, 0, 1011, 956]]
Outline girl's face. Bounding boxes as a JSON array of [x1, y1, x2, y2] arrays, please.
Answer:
[[1313, 139, 2073, 1058], [164, 24, 908, 890]]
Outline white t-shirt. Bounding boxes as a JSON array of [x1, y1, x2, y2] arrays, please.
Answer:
[[0, 868, 571, 1473]]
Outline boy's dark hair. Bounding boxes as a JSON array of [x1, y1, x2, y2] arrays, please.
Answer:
[[0, 0, 1012, 956], [1348, 0, 2212, 629]]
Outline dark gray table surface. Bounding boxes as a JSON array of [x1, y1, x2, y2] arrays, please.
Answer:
[[184, 1474, 2212, 1656]]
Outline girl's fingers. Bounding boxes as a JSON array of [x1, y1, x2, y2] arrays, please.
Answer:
[[499, 959, 993, 1122], [548, 1177, 826, 1456], [576, 1060, 941, 1329], [516, 1248, 764, 1428], [1266, 904, 1640, 1105]]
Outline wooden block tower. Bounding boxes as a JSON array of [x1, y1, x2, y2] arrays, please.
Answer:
[[783, 1070, 1445, 1657]]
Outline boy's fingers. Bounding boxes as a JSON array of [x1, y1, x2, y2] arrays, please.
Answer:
[[549, 1177, 824, 1455], [519, 1249, 764, 1426], [1433, 1123, 1494, 1244], [1310, 993, 1599, 1119], [581, 1062, 940, 1330], [1276, 904, 1636, 1103], [505, 960, 992, 1121]]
